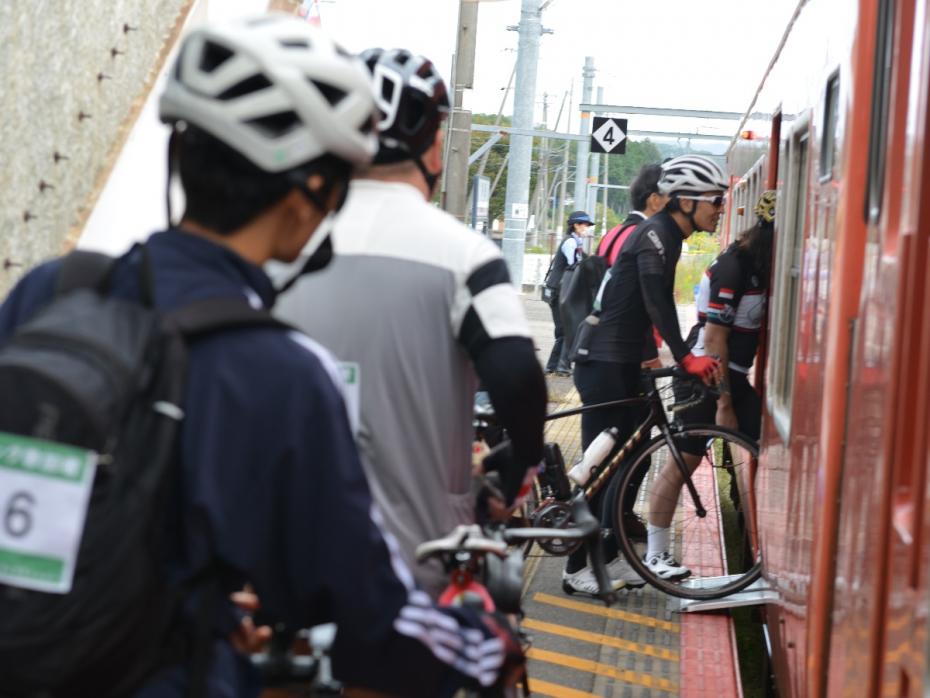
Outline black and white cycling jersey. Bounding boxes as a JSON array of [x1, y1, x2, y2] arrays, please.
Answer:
[[687, 242, 766, 373], [276, 178, 545, 597]]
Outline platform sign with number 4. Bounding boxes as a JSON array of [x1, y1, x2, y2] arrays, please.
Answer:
[[590, 116, 628, 155], [0, 431, 97, 593]]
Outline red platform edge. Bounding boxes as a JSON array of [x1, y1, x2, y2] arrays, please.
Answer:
[[679, 462, 743, 698]]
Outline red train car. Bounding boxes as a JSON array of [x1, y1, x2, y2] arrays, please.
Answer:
[[725, 0, 930, 695]]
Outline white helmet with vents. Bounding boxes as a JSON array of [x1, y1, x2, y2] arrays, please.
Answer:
[[658, 155, 729, 196], [159, 14, 378, 172]]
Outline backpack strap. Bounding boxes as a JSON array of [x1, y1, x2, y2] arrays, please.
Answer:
[[601, 222, 636, 262], [56, 250, 115, 295], [165, 296, 292, 337]]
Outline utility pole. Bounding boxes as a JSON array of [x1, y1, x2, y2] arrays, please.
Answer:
[[501, 0, 551, 287], [555, 81, 572, 245], [601, 138, 609, 231], [533, 92, 550, 247], [440, 0, 479, 222], [586, 85, 603, 220], [572, 57, 595, 216], [555, 142, 569, 251]]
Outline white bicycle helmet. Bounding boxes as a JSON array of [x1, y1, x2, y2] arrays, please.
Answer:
[[360, 48, 450, 164], [159, 14, 378, 172], [658, 155, 729, 196]]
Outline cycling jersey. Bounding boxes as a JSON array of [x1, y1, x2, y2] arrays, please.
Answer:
[[0, 229, 511, 697], [687, 242, 766, 373], [585, 210, 691, 364], [276, 179, 545, 597]]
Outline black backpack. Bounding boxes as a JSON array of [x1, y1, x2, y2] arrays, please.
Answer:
[[0, 248, 286, 697], [558, 225, 630, 353]]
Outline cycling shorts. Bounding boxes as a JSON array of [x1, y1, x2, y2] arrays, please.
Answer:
[[672, 371, 760, 455]]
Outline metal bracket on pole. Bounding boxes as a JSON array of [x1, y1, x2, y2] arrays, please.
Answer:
[[578, 104, 745, 120], [468, 132, 503, 165], [471, 123, 733, 143]]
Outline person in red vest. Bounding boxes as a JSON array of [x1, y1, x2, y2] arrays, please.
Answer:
[[597, 164, 667, 265]]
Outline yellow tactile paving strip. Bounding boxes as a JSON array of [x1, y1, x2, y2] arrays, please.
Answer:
[[528, 648, 679, 693], [522, 618, 679, 662], [532, 593, 680, 634], [524, 374, 681, 697]]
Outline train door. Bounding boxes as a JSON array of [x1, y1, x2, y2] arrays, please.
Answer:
[[828, 0, 927, 694], [873, 0, 930, 692]]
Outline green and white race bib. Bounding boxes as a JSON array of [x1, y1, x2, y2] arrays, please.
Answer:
[[0, 432, 97, 594]]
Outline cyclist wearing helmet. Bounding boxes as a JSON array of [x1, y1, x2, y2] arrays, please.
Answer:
[[0, 17, 522, 697], [543, 210, 594, 375], [276, 48, 546, 599], [563, 155, 726, 592], [645, 190, 776, 579]]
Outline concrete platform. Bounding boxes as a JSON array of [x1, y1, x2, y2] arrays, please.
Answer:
[[520, 295, 742, 697]]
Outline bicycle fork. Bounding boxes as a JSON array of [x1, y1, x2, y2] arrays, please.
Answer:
[[657, 423, 707, 519]]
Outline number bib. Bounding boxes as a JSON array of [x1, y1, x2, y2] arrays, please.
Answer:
[[0, 432, 97, 594]]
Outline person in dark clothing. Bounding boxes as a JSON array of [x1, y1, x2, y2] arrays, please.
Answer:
[[562, 155, 726, 595], [0, 17, 522, 697], [543, 210, 593, 374], [647, 190, 776, 579], [596, 163, 670, 367], [597, 163, 668, 266]]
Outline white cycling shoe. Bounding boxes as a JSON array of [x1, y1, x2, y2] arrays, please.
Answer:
[[644, 551, 691, 580], [561, 566, 625, 595], [607, 557, 646, 588]]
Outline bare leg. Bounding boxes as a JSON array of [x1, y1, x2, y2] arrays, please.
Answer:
[[648, 452, 702, 529]]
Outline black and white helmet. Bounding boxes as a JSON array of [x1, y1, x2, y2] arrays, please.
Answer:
[[658, 155, 729, 196], [360, 48, 450, 164], [159, 14, 378, 172]]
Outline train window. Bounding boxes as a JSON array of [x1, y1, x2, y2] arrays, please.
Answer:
[[865, 0, 896, 222], [769, 119, 810, 437], [819, 72, 840, 181]]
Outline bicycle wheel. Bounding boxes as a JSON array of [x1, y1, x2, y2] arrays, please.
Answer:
[[613, 425, 761, 599]]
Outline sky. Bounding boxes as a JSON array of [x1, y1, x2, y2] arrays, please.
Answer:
[[319, 0, 800, 143], [79, 0, 800, 252]]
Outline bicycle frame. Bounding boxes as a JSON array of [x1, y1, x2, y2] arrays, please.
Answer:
[[543, 373, 708, 518]]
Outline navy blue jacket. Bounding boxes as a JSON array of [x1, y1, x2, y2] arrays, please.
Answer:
[[0, 229, 504, 698]]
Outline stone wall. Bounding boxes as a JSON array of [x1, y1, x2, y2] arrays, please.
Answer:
[[0, 0, 195, 296]]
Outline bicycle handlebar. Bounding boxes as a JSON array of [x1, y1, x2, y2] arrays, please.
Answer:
[[416, 525, 509, 561], [418, 493, 616, 605]]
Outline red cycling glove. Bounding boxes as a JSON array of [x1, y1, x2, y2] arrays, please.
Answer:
[[680, 353, 720, 384]]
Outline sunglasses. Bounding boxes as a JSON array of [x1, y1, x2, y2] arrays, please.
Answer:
[[680, 195, 726, 208]]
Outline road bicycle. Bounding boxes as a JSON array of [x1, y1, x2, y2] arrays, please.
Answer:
[[249, 493, 613, 697], [417, 492, 614, 697], [519, 366, 761, 600]]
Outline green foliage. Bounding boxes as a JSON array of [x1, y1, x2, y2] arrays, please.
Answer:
[[684, 232, 720, 255], [604, 139, 664, 213], [674, 253, 715, 305]]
